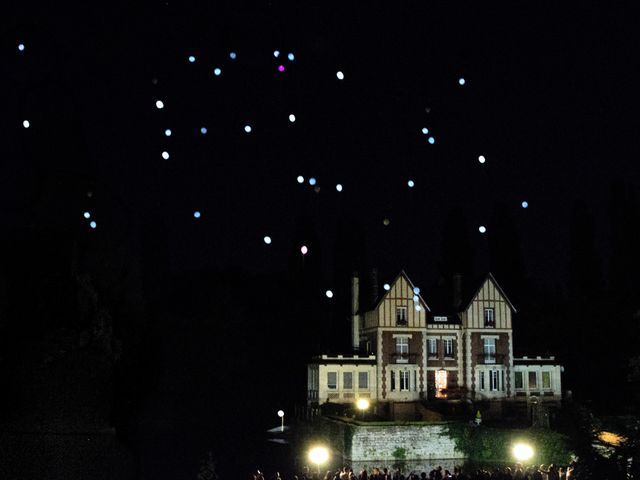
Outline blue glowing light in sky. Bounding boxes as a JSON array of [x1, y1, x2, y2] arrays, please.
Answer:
[[188, 55, 196, 63], [273, 50, 280, 58], [297, 175, 304, 184], [421, 127, 429, 135], [18, 43, 25, 51], [428, 136, 435, 144], [244, 125, 252, 133], [155, 100, 164, 109], [458, 77, 466, 85], [325, 290, 333, 298], [289, 114, 296, 122], [200, 127, 207, 134], [193, 211, 201, 219], [407, 180, 415, 188], [162, 151, 170, 160], [336, 184, 343, 192], [413, 287, 420, 294], [336, 71, 344, 80], [383, 283, 391, 291], [309, 177, 317, 186], [287, 53, 295, 61], [479, 225, 487, 233], [164, 128, 172, 137], [89, 221, 97, 229], [83, 212, 91, 219], [264, 236, 272, 244], [522, 201, 529, 208], [22, 120, 30, 128], [229, 52, 237, 59], [213, 68, 222, 76]]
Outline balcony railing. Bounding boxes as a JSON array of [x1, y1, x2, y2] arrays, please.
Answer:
[[477, 353, 505, 364], [391, 352, 418, 363]]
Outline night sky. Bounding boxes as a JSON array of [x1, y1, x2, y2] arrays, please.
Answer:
[[3, 2, 640, 479]]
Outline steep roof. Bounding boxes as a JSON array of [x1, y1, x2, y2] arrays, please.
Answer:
[[370, 270, 431, 313], [462, 272, 517, 313]]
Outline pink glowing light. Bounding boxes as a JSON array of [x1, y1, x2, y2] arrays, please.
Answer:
[[278, 65, 285, 72]]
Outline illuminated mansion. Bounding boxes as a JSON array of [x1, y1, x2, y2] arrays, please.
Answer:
[[307, 271, 563, 408]]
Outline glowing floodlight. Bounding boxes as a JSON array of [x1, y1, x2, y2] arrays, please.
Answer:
[[428, 137, 435, 145], [83, 212, 91, 219], [309, 177, 317, 186], [18, 43, 25, 51], [522, 201, 529, 208], [229, 52, 237, 59], [336, 184, 343, 192], [458, 77, 466, 85], [23, 120, 30, 128], [407, 180, 415, 188], [287, 53, 295, 61], [273, 50, 280, 58], [193, 211, 201, 219], [162, 151, 170, 160], [289, 114, 296, 122], [264, 236, 272, 245], [301, 246, 308, 255], [155, 100, 164, 109], [478, 155, 486, 164], [421, 127, 429, 135], [188, 55, 196, 63], [200, 127, 207, 134], [213, 68, 221, 76], [336, 71, 344, 80], [325, 290, 333, 298], [479, 226, 487, 233], [244, 125, 252, 133], [308, 446, 329, 472], [383, 283, 390, 291], [89, 221, 97, 229], [512, 443, 534, 462], [164, 128, 172, 137], [297, 175, 304, 184]]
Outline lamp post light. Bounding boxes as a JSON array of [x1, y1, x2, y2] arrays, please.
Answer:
[[277, 409, 285, 432], [356, 398, 370, 420], [512, 443, 534, 463], [308, 446, 329, 474]]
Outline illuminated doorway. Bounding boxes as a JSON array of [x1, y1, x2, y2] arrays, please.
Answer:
[[435, 369, 448, 398]]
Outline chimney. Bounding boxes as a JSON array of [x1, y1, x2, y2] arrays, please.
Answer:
[[370, 268, 379, 307], [351, 272, 360, 352], [453, 273, 462, 310]]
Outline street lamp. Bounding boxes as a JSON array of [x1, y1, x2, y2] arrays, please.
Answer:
[[308, 446, 329, 474], [512, 442, 534, 462], [277, 409, 285, 432], [356, 398, 370, 419]]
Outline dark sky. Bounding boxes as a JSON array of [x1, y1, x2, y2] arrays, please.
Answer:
[[5, 2, 640, 294]]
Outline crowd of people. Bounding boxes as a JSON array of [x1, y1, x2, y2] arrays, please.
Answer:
[[251, 462, 578, 480]]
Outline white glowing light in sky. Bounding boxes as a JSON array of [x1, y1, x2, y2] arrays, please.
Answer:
[[264, 236, 272, 244], [428, 137, 435, 145], [383, 283, 391, 291], [164, 129, 172, 137], [188, 55, 196, 63], [90, 221, 97, 229], [407, 180, 415, 188], [297, 175, 304, 184], [415, 305, 421, 311], [478, 155, 486, 164], [83, 212, 91, 219], [22, 120, 30, 128], [229, 52, 237, 59], [336, 184, 343, 192], [273, 50, 280, 58], [522, 201, 529, 208], [155, 100, 164, 109], [200, 127, 207, 134], [325, 290, 333, 298], [289, 114, 296, 122], [18, 43, 25, 51], [421, 127, 429, 135], [162, 151, 170, 160], [309, 177, 317, 186], [244, 125, 252, 133], [458, 77, 465, 85], [383, 218, 390, 226], [214, 68, 222, 76], [301, 246, 308, 255], [287, 52, 295, 61], [479, 225, 487, 233], [413, 295, 419, 302], [193, 211, 201, 219], [336, 71, 344, 80]]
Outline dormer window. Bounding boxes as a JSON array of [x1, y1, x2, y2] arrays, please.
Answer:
[[484, 308, 495, 327], [396, 307, 408, 325], [433, 316, 448, 322]]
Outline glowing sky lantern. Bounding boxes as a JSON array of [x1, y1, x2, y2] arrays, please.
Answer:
[[287, 53, 295, 61], [383, 283, 390, 291], [428, 136, 435, 144], [162, 151, 170, 160], [278, 65, 285, 72], [89, 221, 97, 229], [413, 295, 419, 302], [413, 287, 420, 294], [301, 245, 308, 255], [289, 114, 296, 122], [244, 125, 252, 133], [83, 212, 91, 219], [22, 120, 30, 128], [229, 52, 237, 59], [309, 177, 317, 186], [336, 71, 345, 80], [200, 127, 207, 134], [336, 184, 343, 192], [421, 127, 429, 135], [458, 77, 466, 85], [297, 175, 304, 184], [188, 55, 196, 63], [325, 290, 333, 298], [164, 128, 172, 137], [407, 180, 415, 188], [383, 218, 390, 226], [478, 155, 486, 164], [273, 50, 280, 58], [155, 100, 164, 109], [193, 211, 201, 218], [18, 43, 25, 51], [522, 201, 529, 208], [213, 68, 222, 76], [415, 305, 421, 311], [479, 225, 487, 233], [263, 236, 272, 244]]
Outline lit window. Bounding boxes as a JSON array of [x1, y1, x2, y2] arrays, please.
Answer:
[[542, 371, 551, 389], [484, 308, 495, 327], [515, 371, 523, 389], [358, 372, 368, 389], [428, 338, 438, 356], [343, 372, 353, 390], [483, 338, 496, 363], [396, 337, 409, 356], [435, 370, 447, 397], [327, 372, 337, 389], [399, 371, 410, 391], [528, 371, 538, 390], [396, 307, 407, 325], [444, 339, 454, 357]]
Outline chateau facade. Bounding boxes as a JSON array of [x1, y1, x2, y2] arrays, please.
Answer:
[[307, 271, 563, 407]]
